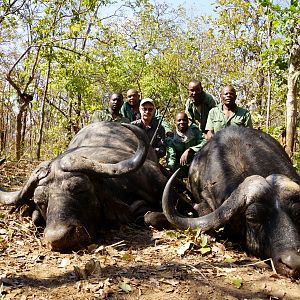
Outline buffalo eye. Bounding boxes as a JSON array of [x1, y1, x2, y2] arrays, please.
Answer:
[[245, 203, 270, 225], [289, 197, 300, 220]]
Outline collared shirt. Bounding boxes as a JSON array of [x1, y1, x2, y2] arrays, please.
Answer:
[[91, 109, 130, 123], [131, 118, 166, 159], [120, 102, 140, 122], [121, 101, 173, 133], [205, 103, 252, 133], [185, 91, 217, 132], [166, 125, 206, 171]]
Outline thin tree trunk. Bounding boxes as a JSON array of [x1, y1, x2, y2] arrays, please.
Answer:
[[37, 59, 51, 160], [21, 107, 28, 151], [16, 102, 27, 160], [265, 16, 272, 131], [285, 23, 300, 157]]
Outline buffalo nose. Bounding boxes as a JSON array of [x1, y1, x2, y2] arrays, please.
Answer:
[[279, 249, 300, 278], [44, 222, 91, 251]]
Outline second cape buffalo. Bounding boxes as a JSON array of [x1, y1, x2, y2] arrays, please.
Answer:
[[163, 126, 300, 277], [0, 122, 169, 251]]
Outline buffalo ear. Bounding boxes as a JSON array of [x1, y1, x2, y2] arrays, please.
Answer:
[[0, 161, 50, 206]]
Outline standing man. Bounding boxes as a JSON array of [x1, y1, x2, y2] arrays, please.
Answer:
[[205, 85, 252, 140], [166, 112, 206, 176], [185, 79, 217, 134], [131, 98, 166, 159], [91, 92, 130, 123], [121, 89, 141, 122]]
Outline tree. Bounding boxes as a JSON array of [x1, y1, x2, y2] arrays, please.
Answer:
[[285, 5, 300, 156]]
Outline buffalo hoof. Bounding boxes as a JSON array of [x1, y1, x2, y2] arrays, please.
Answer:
[[44, 223, 91, 251], [144, 211, 173, 230]]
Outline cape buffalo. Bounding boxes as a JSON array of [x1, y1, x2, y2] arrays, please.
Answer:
[[0, 122, 168, 251], [163, 126, 300, 277]]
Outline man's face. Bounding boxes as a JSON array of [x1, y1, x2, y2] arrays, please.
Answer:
[[188, 82, 203, 101], [220, 86, 236, 106], [140, 103, 154, 123], [127, 90, 140, 106], [175, 113, 189, 133], [109, 94, 123, 111]]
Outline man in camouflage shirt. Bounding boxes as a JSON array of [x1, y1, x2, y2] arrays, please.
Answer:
[[166, 112, 206, 177], [91, 93, 130, 123]]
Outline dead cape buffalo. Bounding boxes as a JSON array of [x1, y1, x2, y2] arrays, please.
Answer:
[[163, 126, 300, 277], [0, 122, 169, 251]]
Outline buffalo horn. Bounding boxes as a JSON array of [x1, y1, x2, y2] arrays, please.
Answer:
[[266, 174, 300, 200], [60, 123, 149, 176], [162, 170, 272, 231]]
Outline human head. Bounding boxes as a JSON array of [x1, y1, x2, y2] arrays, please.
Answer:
[[139, 98, 155, 124], [175, 112, 189, 133], [220, 85, 237, 107], [127, 89, 140, 107], [109, 93, 124, 112], [188, 80, 204, 103]]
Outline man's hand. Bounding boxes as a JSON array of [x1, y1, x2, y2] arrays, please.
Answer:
[[166, 131, 174, 138], [205, 130, 214, 140], [180, 148, 194, 166]]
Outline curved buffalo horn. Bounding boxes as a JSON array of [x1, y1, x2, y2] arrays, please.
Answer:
[[60, 123, 149, 176], [162, 170, 272, 231], [0, 161, 50, 205], [266, 174, 300, 200]]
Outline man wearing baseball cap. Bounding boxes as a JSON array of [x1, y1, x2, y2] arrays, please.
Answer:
[[131, 98, 166, 159]]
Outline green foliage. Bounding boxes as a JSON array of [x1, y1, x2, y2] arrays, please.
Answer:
[[292, 151, 300, 172], [0, 0, 299, 158], [182, 227, 212, 255]]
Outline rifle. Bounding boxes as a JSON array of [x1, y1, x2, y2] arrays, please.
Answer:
[[150, 97, 172, 146]]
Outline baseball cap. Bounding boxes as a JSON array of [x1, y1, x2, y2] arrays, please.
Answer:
[[140, 98, 155, 107]]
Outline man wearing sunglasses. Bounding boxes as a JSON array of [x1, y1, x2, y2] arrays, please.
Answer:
[[131, 98, 166, 159]]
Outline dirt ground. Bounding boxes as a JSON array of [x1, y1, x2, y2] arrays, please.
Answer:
[[0, 161, 299, 300]]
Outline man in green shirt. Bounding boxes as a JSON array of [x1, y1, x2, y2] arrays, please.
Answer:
[[166, 112, 206, 176], [91, 92, 130, 123], [185, 79, 217, 134], [205, 85, 252, 140], [120, 89, 141, 122]]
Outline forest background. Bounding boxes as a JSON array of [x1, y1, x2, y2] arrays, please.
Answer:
[[0, 0, 299, 170]]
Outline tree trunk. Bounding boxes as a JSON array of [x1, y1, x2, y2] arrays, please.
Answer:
[[265, 17, 272, 131], [37, 59, 51, 160], [285, 23, 300, 157], [21, 107, 28, 151], [16, 102, 27, 160]]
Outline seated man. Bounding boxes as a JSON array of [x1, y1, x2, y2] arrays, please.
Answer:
[[205, 85, 252, 140], [166, 112, 206, 176], [91, 92, 130, 123], [131, 98, 166, 159]]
